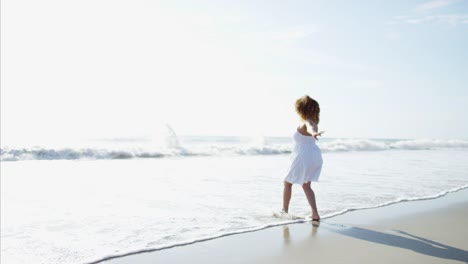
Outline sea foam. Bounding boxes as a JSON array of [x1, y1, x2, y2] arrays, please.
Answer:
[[2, 138, 468, 161], [2, 148, 468, 264]]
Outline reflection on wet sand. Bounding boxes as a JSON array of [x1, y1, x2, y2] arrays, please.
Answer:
[[282, 221, 321, 247]]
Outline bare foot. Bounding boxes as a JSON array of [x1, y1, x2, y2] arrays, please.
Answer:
[[312, 215, 320, 222]]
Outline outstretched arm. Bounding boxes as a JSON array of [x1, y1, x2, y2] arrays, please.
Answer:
[[305, 119, 324, 140]]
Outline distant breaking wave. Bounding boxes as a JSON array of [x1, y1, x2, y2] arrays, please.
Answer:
[[0, 146, 291, 161], [2, 138, 468, 161], [321, 138, 468, 152]]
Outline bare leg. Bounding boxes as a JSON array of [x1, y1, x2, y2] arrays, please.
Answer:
[[283, 181, 293, 213], [302, 182, 320, 220]]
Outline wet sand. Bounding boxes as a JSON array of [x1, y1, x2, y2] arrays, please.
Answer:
[[101, 188, 468, 264]]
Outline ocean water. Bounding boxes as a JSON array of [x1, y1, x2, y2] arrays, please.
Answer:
[[1, 134, 468, 264]]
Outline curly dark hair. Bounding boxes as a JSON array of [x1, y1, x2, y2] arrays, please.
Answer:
[[295, 95, 320, 124]]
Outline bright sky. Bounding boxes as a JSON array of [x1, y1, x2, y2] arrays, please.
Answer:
[[2, 0, 468, 146]]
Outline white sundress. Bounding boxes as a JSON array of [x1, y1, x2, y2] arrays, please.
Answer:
[[284, 121, 323, 184]]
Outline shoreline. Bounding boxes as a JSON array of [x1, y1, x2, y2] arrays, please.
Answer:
[[100, 187, 468, 264]]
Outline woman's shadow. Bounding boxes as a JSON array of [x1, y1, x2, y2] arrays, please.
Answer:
[[319, 222, 468, 263]]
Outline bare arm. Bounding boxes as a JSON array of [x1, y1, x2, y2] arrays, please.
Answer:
[[305, 119, 324, 140]]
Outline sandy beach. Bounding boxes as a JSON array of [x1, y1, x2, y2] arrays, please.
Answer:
[[3, 1, 468, 263], [100, 188, 468, 264]]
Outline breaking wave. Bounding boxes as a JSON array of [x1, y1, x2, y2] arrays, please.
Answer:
[[321, 138, 468, 152], [2, 138, 467, 161]]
